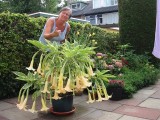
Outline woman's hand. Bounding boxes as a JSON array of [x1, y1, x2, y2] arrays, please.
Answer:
[[51, 27, 61, 37]]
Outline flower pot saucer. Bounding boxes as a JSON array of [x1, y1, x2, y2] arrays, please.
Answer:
[[50, 106, 76, 115]]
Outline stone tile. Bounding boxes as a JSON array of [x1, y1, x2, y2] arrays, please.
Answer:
[[0, 107, 38, 120], [34, 104, 96, 120], [78, 110, 123, 120], [0, 115, 9, 120], [115, 93, 149, 106], [150, 90, 160, 99], [78, 100, 122, 112], [137, 89, 156, 96], [73, 95, 87, 104], [139, 98, 160, 109], [119, 115, 150, 120], [3, 97, 18, 104], [0, 101, 15, 111], [114, 105, 160, 120], [157, 116, 160, 120]]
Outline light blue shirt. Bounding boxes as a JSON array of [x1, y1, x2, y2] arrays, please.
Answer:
[[39, 17, 69, 44]]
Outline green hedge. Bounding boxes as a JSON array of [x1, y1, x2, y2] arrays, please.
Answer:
[[119, 0, 156, 54], [0, 12, 119, 99]]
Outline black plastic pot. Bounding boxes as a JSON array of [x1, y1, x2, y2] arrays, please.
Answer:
[[107, 87, 123, 101], [51, 92, 73, 112]]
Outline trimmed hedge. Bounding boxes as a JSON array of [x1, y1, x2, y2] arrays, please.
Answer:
[[119, 0, 156, 54], [0, 12, 119, 99]]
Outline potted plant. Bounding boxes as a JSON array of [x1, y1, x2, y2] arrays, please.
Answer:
[[107, 79, 124, 101], [13, 40, 113, 114]]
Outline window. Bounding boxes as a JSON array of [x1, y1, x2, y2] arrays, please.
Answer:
[[90, 15, 96, 25], [71, 3, 81, 9], [97, 14, 103, 24], [111, 0, 118, 6]]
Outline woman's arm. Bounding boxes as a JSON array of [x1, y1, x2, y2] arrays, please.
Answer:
[[65, 24, 71, 39], [44, 18, 61, 40]]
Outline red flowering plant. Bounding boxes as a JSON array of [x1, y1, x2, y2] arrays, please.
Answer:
[[108, 79, 124, 88]]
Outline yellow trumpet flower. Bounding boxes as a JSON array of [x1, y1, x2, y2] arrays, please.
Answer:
[[37, 54, 43, 74], [50, 75, 57, 90], [18, 97, 28, 111], [16, 94, 24, 108], [64, 78, 73, 92], [87, 66, 95, 77], [87, 92, 95, 103], [57, 71, 64, 91], [26, 51, 38, 71], [40, 97, 49, 111], [102, 87, 112, 100], [96, 90, 103, 102], [41, 81, 50, 94], [26, 59, 35, 71], [79, 76, 92, 88], [28, 100, 37, 113], [52, 91, 61, 100]]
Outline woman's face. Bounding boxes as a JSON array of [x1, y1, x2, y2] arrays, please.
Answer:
[[59, 10, 71, 22]]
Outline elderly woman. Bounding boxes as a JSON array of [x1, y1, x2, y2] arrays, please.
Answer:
[[39, 7, 72, 44]]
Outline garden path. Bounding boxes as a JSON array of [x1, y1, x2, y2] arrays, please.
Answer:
[[1, 79, 160, 120]]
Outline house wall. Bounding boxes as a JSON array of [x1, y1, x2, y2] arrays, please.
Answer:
[[85, 12, 118, 25], [93, 0, 118, 9], [102, 12, 118, 24]]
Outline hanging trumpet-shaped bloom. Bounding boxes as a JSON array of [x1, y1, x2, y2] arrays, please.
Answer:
[[79, 76, 92, 88], [64, 78, 73, 92], [57, 66, 66, 94], [75, 76, 81, 89], [17, 96, 28, 111], [50, 75, 57, 90], [40, 97, 49, 111], [87, 92, 95, 103], [87, 66, 95, 77], [28, 100, 37, 113], [16, 93, 25, 109], [52, 91, 61, 100], [41, 81, 50, 94], [101, 82, 112, 100], [26, 51, 39, 71], [96, 90, 103, 102], [102, 87, 112, 100], [26, 59, 35, 71], [37, 54, 43, 74]]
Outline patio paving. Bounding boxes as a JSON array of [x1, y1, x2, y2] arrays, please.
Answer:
[[0, 79, 160, 120]]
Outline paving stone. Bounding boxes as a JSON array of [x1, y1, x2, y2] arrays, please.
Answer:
[[118, 115, 150, 120], [3, 97, 18, 104], [0, 107, 38, 120], [0, 115, 9, 120], [139, 98, 160, 109], [34, 104, 96, 120], [78, 100, 122, 112], [78, 110, 123, 120], [150, 90, 160, 99], [157, 116, 160, 120], [0, 101, 15, 111], [115, 93, 149, 106], [137, 89, 156, 96], [73, 94, 87, 104], [114, 105, 160, 120]]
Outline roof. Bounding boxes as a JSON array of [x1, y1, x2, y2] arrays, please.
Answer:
[[71, 1, 118, 17], [28, 12, 89, 23]]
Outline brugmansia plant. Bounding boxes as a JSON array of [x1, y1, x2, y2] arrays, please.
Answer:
[[13, 40, 114, 113]]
